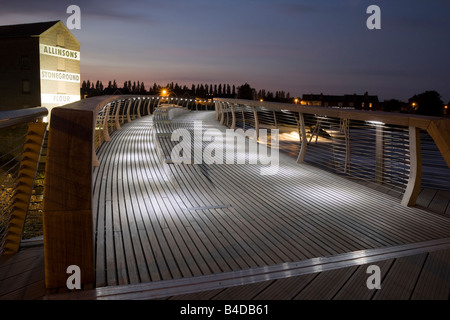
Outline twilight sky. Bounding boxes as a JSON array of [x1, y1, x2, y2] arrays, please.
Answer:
[[1, 0, 449, 102]]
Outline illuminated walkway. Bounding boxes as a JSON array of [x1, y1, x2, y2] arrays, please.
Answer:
[[2, 110, 450, 300], [91, 111, 450, 290]]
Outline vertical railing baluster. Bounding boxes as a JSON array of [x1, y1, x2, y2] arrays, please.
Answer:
[[401, 126, 422, 206], [296, 112, 307, 163], [375, 123, 385, 184]]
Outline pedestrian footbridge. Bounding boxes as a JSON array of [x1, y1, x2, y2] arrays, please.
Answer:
[[1, 95, 450, 300]]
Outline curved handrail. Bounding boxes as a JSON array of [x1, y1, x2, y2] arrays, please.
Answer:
[[215, 98, 450, 208], [0, 107, 48, 129], [215, 98, 450, 168]]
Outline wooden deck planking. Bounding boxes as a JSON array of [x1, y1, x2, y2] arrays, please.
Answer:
[[160, 247, 450, 301], [427, 190, 450, 216], [411, 249, 450, 300], [252, 273, 319, 300], [0, 246, 45, 300], [372, 253, 428, 300], [167, 166, 299, 266], [4, 108, 450, 300], [165, 165, 258, 272], [90, 110, 450, 290], [200, 152, 449, 251], [292, 266, 359, 300], [332, 259, 395, 300], [208, 280, 276, 300]]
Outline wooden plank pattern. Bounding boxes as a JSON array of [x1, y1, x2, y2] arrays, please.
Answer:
[[161, 249, 450, 301], [4, 108, 450, 300], [411, 250, 450, 300], [91, 110, 450, 290], [372, 253, 428, 300], [0, 246, 45, 300]]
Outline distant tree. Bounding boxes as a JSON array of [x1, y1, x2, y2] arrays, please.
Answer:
[[408, 90, 444, 116], [153, 83, 159, 94], [237, 83, 255, 100], [232, 85, 236, 97], [113, 80, 117, 89], [140, 82, 146, 94], [383, 99, 403, 113]]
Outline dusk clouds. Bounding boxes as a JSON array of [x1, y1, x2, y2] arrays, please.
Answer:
[[1, 0, 449, 101]]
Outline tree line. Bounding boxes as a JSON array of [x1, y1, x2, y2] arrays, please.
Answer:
[[81, 80, 448, 116], [80, 80, 293, 103]]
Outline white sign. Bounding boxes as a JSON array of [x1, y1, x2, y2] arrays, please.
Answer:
[[41, 69, 80, 83], [40, 44, 80, 60], [41, 94, 80, 104]]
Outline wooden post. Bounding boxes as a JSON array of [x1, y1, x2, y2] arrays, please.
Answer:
[[137, 99, 142, 118], [401, 126, 422, 207], [3, 122, 47, 254], [126, 99, 132, 123], [231, 104, 236, 130], [375, 123, 384, 183], [297, 112, 307, 163], [253, 106, 259, 140], [102, 104, 111, 142], [43, 108, 95, 289], [219, 103, 225, 125], [343, 119, 350, 174], [115, 100, 122, 130]]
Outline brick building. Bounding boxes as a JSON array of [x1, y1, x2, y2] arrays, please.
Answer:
[[0, 20, 80, 115]]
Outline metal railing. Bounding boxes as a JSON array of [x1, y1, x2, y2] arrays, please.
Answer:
[[40, 95, 450, 291], [215, 98, 450, 206], [0, 107, 48, 256]]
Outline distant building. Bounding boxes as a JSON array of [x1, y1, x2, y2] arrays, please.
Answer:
[[0, 20, 80, 114], [301, 92, 380, 110]]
